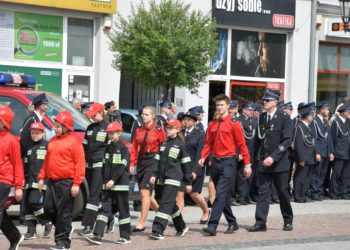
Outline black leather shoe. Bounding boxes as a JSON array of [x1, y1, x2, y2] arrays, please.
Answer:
[[246, 224, 267, 232], [132, 227, 145, 232], [283, 223, 293, 231], [202, 226, 216, 236], [200, 210, 211, 224], [294, 198, 306, 203], [311, 196, 321, 201], [224, 223, 239, 234]]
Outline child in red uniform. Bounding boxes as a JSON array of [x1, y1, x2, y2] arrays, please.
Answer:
[[38, 111, 85, 250], [0, 105, 25, 250]]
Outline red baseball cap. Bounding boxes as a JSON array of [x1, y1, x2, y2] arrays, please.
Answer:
[[106, 121, 123, 132], [165, 119, 182, 130], [29, 122, 45, 131], [86, 102, 104, 118]]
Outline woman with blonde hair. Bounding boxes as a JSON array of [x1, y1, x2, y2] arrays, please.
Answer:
[[131, 106, 166, 232]]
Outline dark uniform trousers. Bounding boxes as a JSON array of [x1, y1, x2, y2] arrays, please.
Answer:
[[330, 158, 350, 198], [82, 167, 103, 228], [294, 164, 313, 201], [45, 179, 74, 248], [255, 170, 293, 226], [310, 157, 329, 198], [152, 184, 186, 234], [24, 188, 50, 233], [0, 183, 21, 244], [209, 157, 237, 229], [235, 162, 248, 202], [94, 189, 131, 238]]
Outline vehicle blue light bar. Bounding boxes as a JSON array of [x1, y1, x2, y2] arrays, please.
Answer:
[[0, 73, 36, 88]]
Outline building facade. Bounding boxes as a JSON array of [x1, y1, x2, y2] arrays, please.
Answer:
[[0, 0, 119, 104]]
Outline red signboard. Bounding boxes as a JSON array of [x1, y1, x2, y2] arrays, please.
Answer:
[[272, 14, 295, 29]]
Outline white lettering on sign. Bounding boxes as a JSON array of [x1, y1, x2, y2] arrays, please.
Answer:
[[215, 0, 235, 12], [237, 0, 262, 13], [272, 14, 294, 29]]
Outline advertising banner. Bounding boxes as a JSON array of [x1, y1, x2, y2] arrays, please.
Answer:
[[210, 28, 228, 75], [0, 65, 62, 95], [0, 0, 116, 14], [230, 30, 286, 79], [212, 0, 296, 30], [14, 12, 63, 62]]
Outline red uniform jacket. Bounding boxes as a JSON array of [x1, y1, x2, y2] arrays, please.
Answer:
[[38, 134, 85, 186], [131, 122, 166, 166], [201, 115, 250, 165], [0, 130, 24, 189]]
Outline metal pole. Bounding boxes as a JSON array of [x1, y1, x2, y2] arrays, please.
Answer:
[[308, 0, 317, 102]]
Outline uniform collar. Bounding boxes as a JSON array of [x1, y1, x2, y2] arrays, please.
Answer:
[[186, 126, 194, 134], [339, 115, 346, 123], [34, 111, 43, 121], [266, 108, 277, 119]]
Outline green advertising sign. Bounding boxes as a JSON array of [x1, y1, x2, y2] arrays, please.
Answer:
[[0, 65, 62, 95], [14, 12, 63, 62]]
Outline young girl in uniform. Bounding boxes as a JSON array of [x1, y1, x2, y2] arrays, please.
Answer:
[[131, 106, 166, 232], [86, 122, 131, 245], [149, 119, 192, 240], [23, 122, 52, 239]]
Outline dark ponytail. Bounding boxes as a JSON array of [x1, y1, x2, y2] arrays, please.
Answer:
[[177, 131, 185, 143]]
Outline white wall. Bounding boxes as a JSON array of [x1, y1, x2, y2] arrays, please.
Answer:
[[288, 0, 312, 116]]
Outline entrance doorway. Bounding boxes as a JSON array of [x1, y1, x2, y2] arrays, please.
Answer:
[[208, 81, 226, 122]]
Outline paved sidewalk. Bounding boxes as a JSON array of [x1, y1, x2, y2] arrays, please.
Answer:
[[1, 199, 350, 249]]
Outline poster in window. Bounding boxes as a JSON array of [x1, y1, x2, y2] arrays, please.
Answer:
[[210, 28, 228, 75], [230, 30, 286, 79]]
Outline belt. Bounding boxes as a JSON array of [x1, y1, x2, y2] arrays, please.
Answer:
[[213, 156, 235, 161]]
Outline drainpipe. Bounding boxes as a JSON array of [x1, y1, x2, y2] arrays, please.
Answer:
[[308, 0, 318, 102]]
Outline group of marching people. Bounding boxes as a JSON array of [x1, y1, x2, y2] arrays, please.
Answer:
[[0, 88, 349, 250]]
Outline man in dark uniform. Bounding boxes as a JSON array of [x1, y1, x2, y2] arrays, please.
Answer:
[[282, 102, 294, 196], [293, 103, 317, 203], [247, 88, 293, 232], [20, 93, 49, 157], [329, 103, 350, 199], [228, 100, 239, 118], [236, 102, 256, 205], [310, 102, 334, 200], [199, 94, 251, 236]]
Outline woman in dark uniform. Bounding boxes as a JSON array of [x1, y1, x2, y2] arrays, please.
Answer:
[[182, 110, 209, 223], [131, 106, 166, 231]]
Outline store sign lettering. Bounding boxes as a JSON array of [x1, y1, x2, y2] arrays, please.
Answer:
[[212, 0, 295, 30], [215, 0, 263, 14]]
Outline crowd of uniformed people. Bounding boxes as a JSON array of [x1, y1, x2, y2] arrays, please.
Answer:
[[0, 88, 349, 249]]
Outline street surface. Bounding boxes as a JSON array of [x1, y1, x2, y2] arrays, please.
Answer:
[[2, 188, 350, 250]]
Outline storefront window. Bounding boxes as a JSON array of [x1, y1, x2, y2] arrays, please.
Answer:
[[318, 45, 337, 71], [210, 28, 228, 75], [340, 47, 350, 71], [230, 30, 286, 79], [67, 18, 93, 66], [317, 43, 350, 111]]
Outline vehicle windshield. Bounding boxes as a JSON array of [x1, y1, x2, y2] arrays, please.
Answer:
[[26, 93, 90, 131]]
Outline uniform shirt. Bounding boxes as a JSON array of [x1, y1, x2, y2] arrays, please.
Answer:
[[20, 112, 41, 157], [24, 139, 48, 187], [294, 122, 316, 165], [153, 137, 192, 186], [238, 114, 256, 163], [0, 130, 24, 189], [38, 134, 85, 186], [201, 115, 250, 165], [83, 120, 109, 166], [330, 115, 350, 160], [184, 127, 205, 176], [255, 110, 292, 173], [103, 140, 130, 189], [131, 122, 166, 166]]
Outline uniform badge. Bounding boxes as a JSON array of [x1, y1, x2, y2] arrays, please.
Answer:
[[279, 145, 285, 151], [270, 124, 274, 131]]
